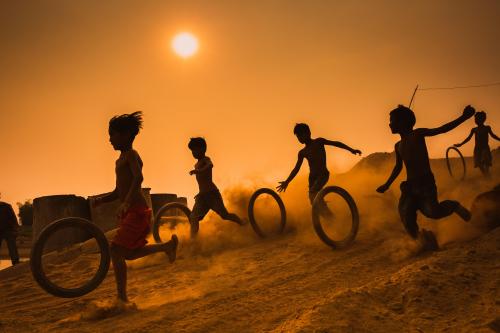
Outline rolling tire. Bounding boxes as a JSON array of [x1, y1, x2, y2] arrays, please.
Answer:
[[248, 188, 286, 238], [30, 217, 110, 298], [445, 146, 466, 181], [312, 186, 359, 249], [153, 202, 192, 243]]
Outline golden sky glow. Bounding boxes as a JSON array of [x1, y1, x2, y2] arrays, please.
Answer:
[[1, 1, 499, 209]]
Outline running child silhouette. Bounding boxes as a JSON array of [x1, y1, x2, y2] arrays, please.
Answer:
[[454, 111, 500, 177], [376, 105, 475, 250], [277, 123, 362, 215], [188, 137, 246, 238], [93, 112, 178, 305]]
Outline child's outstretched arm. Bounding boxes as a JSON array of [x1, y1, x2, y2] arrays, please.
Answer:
[[277, 152, 304, 192], [376, 143, 402, 193], [321, 138, 362, 155], [418, 105, 475, 137], [93, 190, 119, 206], [489, 126, 500, 141], [454, 129, 474, 147]]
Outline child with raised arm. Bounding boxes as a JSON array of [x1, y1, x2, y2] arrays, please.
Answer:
[[277, 123, 362, 215], [94, 112, 178, 305], [454, 111, 500, 177], [188, 137, 246, 238], [376, 105, 475, 248]]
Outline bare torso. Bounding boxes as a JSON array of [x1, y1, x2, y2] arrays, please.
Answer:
[[115, 150, 147, 206], [397, 130, 434, 182], [195, 156, 218, 193], [474, 125, 490, 150], [300, 138, 329, 178]]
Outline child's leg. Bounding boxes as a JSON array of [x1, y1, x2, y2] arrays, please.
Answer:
[[211, 192, 244, 225], [124, 235, 178, 263], [480, 165, 490, 177], [110, 236, 178, 301], [398, 190, 419, 239], [110, 243, 129, 302], [309, 173, 333, 218], [6, 232, 20, 265], [308, 190, 334, 218], [419, 189, 471, 221], [189, 197, 210, 238]]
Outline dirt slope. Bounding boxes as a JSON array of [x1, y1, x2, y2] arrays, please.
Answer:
[[0, 149, 498, 333]]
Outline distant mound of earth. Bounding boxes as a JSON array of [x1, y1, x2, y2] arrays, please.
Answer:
[[471, 184, 500, 231]]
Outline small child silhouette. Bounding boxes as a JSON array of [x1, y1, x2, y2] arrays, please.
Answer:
[[277, 123, 361, 216], [377, 105, 475, 249], [454, 111, 500, 177], [188, 137, 246, 238], [93, 112, 178, 305]]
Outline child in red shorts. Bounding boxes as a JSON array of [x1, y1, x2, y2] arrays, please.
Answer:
[[94, 112, 178, 305]]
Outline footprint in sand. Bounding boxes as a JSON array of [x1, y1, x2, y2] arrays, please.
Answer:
[[58, 299, 138, 324]]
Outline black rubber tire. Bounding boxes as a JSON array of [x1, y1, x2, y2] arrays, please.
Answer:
[[248, 188, 286, 238], [312, 186, 359, 249], [30, 217, 110, 298], [446, 146, 466, 181], [153, 202, 192, 243]]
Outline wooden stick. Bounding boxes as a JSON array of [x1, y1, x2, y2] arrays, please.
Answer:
[[408, 84, 419, 108]]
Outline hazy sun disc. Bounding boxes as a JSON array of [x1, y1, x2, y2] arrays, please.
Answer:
[[172, 33, 198, 58]]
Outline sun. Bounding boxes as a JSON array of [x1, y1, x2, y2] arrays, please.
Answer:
[[172, 32, 198, 58]]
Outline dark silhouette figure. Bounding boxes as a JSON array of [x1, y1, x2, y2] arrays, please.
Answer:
[[188, 137, 246, 238], [454, 111, 500, 177], [93, 112, 177, 304], [377, 105, 475, 244], [277, 123, 362, 216], [0, 199, 20, 265]]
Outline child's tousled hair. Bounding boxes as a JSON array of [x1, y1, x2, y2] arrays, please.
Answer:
[[188, 137, 207, 152], [294, 123, 311, 136], [390, 105, 416, 129], [109, 111, 143, 137], [475, 111, 486, 124]]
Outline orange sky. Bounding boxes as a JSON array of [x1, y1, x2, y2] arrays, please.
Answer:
[[1, 0, 500, 210]]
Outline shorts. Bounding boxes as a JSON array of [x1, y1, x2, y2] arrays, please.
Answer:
[[112, 204, 152, 249], [308, 171, 330, 203], [190, 190, 229, 221], [474, 147, 492, 168], [399, 179, 439, 213]]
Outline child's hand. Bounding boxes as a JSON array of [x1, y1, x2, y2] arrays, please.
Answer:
[[352, 149, 362, 156], [376, 184, 389, 193], [189, 169, 197, 176], [276, 181, 289, 193], [463, 105, 475, 118], [118, 202, 130, 217]]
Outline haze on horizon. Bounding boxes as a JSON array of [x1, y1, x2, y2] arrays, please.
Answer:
[[1, 0, 499, 209]]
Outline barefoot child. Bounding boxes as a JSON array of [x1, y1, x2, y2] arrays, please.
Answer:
[[376, 105, 475, 249], [277, 123, 362, 216], [454, 111, 500, 177], [94, 112, 178, 304], [188, 137, 246, 238]]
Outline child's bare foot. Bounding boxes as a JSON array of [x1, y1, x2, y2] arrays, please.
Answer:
[[165, 234, 178, 263], [114, 298, 137, 311], [417, 229, 439, 252], [455, 204, 471, 221]]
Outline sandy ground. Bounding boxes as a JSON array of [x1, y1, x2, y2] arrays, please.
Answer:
[[0, 220, 498, 332], [0, 151, 499, 332]]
